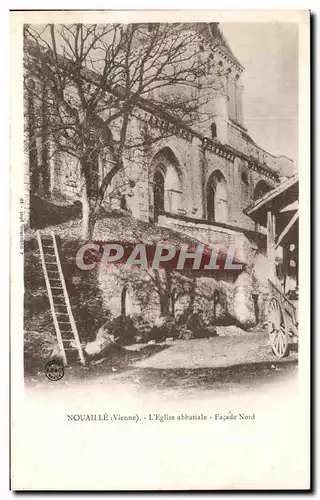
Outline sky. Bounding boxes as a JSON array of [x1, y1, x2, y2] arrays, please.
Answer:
[[221, 23, 298, 167]]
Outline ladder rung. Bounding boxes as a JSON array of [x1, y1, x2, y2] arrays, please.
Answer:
[[37, 229, 86, 367]]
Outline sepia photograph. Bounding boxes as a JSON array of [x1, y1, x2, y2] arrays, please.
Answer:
[[10, 10, 310, 491]]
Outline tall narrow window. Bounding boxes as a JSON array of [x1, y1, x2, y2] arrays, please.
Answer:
[[241, 171, 249, 203], [153, 170, 165, 221], [207, 170, 228, 223], [211, 122, 217, 139]]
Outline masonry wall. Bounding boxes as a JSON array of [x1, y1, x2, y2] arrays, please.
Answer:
[[97, 261, 242, 327]]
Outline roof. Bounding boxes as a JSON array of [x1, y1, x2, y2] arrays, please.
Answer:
[[245, 174, 299, 225]]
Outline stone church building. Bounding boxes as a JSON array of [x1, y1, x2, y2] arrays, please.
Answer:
[[24, 23, 295, 328]]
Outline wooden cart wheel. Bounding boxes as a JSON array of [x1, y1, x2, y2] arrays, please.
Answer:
[[268, 296, 289, 358]]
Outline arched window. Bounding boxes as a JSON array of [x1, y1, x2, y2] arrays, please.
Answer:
[[211, 122, 217, 140], [207, 170, 228, 223], [151, 147, 183, 220], [253, 180, 272, 201], [241, 172, 249, 186]]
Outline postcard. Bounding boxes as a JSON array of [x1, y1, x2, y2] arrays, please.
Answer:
[[11, 10, 310, 490]]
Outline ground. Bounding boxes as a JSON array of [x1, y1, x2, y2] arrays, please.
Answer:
[[26, 326, 298, 395]]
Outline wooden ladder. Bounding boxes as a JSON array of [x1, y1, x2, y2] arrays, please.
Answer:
[[37, 230, 86, 366]]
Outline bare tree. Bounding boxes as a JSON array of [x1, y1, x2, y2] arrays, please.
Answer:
[[24, 23, 224, 239]]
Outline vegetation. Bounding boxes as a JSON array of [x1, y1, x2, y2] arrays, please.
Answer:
[[24, 23, 223, 238]]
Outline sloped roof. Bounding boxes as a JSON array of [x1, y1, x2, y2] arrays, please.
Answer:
[[245, 174, 299, 225]]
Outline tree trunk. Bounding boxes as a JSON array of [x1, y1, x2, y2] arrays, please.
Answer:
[[159, 294, 170, 316], [81, 189, 95, 240], [81, 153, 100, 240]]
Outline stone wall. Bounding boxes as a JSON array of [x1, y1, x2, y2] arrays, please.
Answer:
[[97, 260, 237, 326]]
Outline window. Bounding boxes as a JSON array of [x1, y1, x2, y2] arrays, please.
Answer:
[[211, 122, 217, 139], [153, 170, 165, 221], [241, 172, 249, 186], [241, 172, 249, 202], [207, 170, 228, 223]]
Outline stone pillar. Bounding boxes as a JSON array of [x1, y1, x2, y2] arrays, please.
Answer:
[[190, 136, 205, 218], [267, 211, 276, 278], [236, 84, 244, 125], [229, 157, 241, 224]]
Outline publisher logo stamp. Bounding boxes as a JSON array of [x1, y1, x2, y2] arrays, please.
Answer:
[[45, 360, 64, 381]]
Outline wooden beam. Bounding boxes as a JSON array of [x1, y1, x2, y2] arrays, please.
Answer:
[[267, 210, 276, 277], [275, 211, 299, 249], [245, 173, 298, 216]]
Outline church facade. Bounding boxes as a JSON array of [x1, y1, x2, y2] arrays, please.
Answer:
[[24, 23, 295, 327]]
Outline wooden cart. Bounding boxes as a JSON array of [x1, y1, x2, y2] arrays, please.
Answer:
[[246, 174, 299, 358], [267, 279, 298, 358]]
